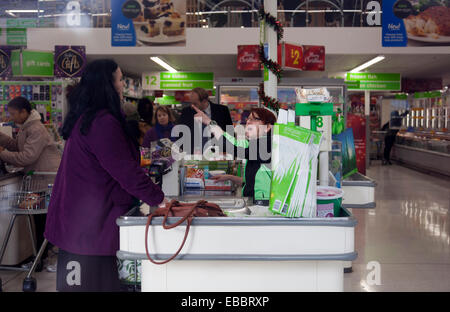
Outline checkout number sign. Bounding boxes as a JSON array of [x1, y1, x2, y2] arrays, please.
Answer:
[[142, 72, 161, 91], [299, 115, 332, 152], [284, 43, 304, 70]]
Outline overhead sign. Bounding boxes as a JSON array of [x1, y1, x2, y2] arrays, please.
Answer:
[[237, 43, 325, 72], [414, 91, 442, 99], [346, 73, 401, 91], [143, 72, 214, 91], [54, 45, 86, 78], [12, 49, 54, 77]]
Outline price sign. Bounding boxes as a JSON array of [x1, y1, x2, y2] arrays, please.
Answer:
[[284, 43, 304, 70], [142, 72, 161, 91]]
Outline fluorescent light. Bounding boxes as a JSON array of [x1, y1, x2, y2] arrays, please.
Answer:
[[5, 10, 44, 13], [350, 56, 385, 73], [150, 57, 177, 73]]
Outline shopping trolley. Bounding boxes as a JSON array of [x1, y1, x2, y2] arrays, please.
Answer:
[[370, 130, 387, 163], [0, 171, 56, 292]]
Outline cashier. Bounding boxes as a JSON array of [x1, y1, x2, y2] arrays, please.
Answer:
[[192, 105, 276, 200]]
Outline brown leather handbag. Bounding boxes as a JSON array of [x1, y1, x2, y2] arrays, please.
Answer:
[[144, 199, 226, 265]]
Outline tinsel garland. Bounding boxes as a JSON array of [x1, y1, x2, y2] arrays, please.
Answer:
[[258, 44, 282, 83], [258, 6, 284, 42], [258, 82, 280, 112]]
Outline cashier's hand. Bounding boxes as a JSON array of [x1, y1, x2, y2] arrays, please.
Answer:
[[192, 105, 211, 126]]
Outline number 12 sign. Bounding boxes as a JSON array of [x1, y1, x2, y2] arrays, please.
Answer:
[[283, 43, 304, 70]]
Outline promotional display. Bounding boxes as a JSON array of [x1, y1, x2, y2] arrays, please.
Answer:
[[0, 46, 12, 77], [332, 128, 358, 179], [270, 121, 322, 218], [382, 0, 450, 47], [112, 0, 186, 47], [54, 45, 86, 78], [142, 72, 214, 91], [346, 114, 367, 175], [237, 43, 325, 71]]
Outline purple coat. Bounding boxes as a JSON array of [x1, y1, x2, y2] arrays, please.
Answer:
[[44, 111, 164, 256]]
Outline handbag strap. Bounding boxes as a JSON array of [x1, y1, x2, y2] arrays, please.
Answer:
[[144, 199, 195, 265]]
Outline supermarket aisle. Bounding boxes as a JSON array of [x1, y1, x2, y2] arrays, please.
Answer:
[[344, 163, 450, 291]]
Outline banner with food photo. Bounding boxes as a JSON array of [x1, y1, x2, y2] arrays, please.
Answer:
[[383, 0, 450, 46], [112, 0, 186, 46]]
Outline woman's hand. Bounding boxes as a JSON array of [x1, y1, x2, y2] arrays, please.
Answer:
[[158, 197, 170, 208], [191, 105, 211, 126]]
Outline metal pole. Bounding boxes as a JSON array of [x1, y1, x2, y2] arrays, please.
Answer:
[[263, 0, 277, 102], [365, 90, 370, 170]]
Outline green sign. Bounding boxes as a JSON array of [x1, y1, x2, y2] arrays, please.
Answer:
[[414, 91, 442, 99], [143, 72, 214, 91], [160, 72, 213, 81], [346, 73, 401, 91], [7, 19, 38, 28], [160, 81, 214, 90], [12, 50, 54, 77], [156, 95, 181, 105], [6, 28, 27, 46], [395, 94, 408, 100]]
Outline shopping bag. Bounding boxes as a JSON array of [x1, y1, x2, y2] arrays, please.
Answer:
[[269, 123, 322, 217], [144, 199, 226, 265]]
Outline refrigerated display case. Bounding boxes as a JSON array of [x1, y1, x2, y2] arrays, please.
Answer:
[[394, 130, 450, 176]]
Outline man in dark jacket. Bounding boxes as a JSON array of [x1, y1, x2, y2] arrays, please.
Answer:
[[175, 87, 233, 154]]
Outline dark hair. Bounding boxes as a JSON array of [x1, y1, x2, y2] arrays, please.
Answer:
[[8, 96, 32, 113], [61, 59, 138, 148], [154, 105, 175, 124], [191, 87, 209, 102], [137, 97, 154, 125], [126, 119, 142, 144], [250, 108, 277, 125]]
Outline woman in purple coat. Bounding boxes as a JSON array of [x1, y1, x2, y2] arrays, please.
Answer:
[[44, 60, 165, 292]]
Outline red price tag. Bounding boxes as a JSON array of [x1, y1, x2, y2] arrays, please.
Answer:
[[284, 43, 304, 70]]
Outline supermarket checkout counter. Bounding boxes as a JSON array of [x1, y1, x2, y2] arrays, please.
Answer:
[[117, 189, 357, 291], [341, 172, 376, 209]]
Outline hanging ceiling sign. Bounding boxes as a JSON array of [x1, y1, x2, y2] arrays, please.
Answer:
[[54, 45, 86, 78]]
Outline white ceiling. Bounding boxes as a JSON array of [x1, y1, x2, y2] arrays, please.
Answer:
[[87, 53, 450, 84]]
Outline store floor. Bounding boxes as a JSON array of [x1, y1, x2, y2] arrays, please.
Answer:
[[1, 163, 449, 292]]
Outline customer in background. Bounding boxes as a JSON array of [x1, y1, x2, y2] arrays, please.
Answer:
[[137, 97, 154, 126], [44, 59, 166, 292], [193, 106, 275, 200], [382, 110, 409, 165], [142, 106, 175, 147], [176, 87, 233, 154], [123, 101, 151, 145], [0, 96, 61, 272]]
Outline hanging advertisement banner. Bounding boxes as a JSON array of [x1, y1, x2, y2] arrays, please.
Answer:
[[0, 46, 13, 77], [383, 0, 450, 47], [111, 0, 186, 47], [237, 43, 325, 71], [54, 45, 86, 78], [346, 114, 367, 175]]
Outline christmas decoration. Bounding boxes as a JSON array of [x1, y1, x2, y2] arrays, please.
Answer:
[[258, 6, 284, 42], [258, 44, 282, 83], [258, 82, 280, 112]]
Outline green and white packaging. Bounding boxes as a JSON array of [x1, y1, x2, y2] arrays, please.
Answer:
[[269, 123, 322, 218]]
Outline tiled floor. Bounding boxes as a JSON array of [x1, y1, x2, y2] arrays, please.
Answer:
[[1, 163, 449, 292]]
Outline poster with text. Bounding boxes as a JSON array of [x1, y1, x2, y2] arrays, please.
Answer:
[[332, 128, 358, 179], [112, 0, 186, 47], [0, 46, 13, 77], [383, 0, 450, 47]]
